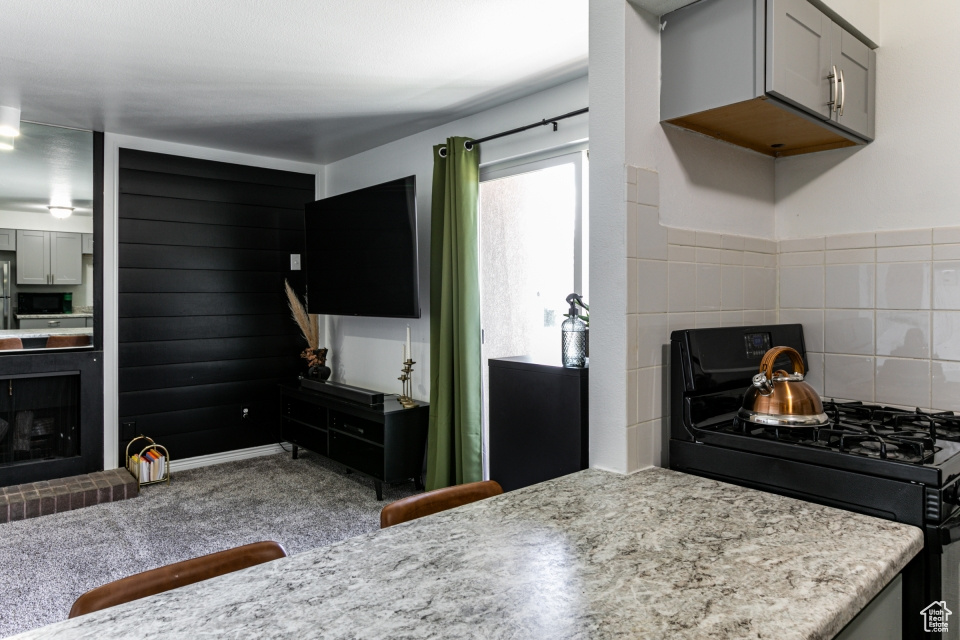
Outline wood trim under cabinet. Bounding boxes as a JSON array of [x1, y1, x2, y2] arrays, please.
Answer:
[[665, 96, 862, 158]]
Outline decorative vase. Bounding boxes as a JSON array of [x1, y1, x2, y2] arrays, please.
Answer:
[[309, 364, 332, 381], [304, 348, 331, 381]]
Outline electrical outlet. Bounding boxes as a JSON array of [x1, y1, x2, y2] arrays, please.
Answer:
[[290, 254, 301, 270], [122, 421, 136, 440], [241, 405, 250, 420]]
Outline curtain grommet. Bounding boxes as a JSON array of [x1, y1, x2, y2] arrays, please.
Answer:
[[464, 141, 474, 151], [438, 146, 447, 158]]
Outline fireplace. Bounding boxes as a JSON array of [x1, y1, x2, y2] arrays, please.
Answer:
[[0, 373, 80, 469]]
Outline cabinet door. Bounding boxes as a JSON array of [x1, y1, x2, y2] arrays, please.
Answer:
[[81, 234, 93, 255], [16, 230, 50, 285], [0, 229, 15, 252], [832, 27, 876, 140], [18, 319, 48, 329], [50, 232, 82, 286], [43, 317, 86, 329], [767, 0, 833, 119]]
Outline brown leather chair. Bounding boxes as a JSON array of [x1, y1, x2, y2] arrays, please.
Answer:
[[380, 480, 503, 528], [0, 337, 23, 350], [45, 335, 91, 348], [69, 541, 287, 618]]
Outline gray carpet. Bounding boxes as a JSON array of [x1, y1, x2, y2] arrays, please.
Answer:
[[0, 451, 419, 638]]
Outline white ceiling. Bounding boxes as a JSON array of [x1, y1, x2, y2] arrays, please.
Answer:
[[0, 122, 93, 216], [0, 1, 588, 164]]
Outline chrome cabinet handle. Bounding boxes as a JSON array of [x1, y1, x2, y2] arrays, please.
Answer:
[[838, 68, 845, 116], [827, 65, 839, 113], [48, 320, 60, 327]]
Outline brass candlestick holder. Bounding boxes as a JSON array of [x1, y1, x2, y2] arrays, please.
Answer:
[[398, 358, 418, 408]]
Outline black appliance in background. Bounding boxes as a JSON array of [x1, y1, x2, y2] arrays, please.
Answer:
[[488, 356, 588, 492], [18, 292, 71, 315], [303, 175, 420, 319], [670, 324, 960, 640]]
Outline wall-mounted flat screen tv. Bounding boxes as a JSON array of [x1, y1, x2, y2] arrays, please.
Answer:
[[304, 175, 420, 318]]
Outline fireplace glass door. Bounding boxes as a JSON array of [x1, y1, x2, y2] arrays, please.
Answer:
[[0, 373, 80, 468]]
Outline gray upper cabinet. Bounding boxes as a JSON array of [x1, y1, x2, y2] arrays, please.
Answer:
[[767, 0, 833, 119], [81, 233, 93, 255], [831, 28, 876, 139], [16, 230, 82, 285], [0, 229, 15, 252], [16, 230, 51, 285], [660, 0, 876, 157], [51, 232, 82, 285]]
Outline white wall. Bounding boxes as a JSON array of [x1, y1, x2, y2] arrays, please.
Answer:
[[820, 0, 880, 45], [101, 134, 323, 469], [323, 77, 588, 398], [0, 210, 93, 234], [776, 0, 958, 239], [589, 0, 632, 473], [657, 128, 776, 238]]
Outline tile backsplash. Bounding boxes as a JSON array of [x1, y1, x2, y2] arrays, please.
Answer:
[[778, 227, 960, 412], [625, 164, 960, 472], [624, 166, 778, 472]]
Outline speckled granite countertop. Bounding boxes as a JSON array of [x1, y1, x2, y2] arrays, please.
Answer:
[[0, 328, 92, 339], [15, 313, 92, 319], [9, 468, 923, 640]]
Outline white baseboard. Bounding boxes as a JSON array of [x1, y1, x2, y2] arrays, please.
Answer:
[[170, 443, 290, 473]]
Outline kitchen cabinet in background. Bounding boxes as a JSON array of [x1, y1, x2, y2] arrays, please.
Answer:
[[661, 0, 876, 157], [81, 234, 93, 255], [0, 229, 15, 252], [19, 317, 87, 330], [16, 230, 83, 285]]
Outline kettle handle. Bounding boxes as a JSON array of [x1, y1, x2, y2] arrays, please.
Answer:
[[759, 346, 805, 379]]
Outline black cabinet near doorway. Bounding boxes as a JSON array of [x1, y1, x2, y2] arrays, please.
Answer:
[[488, 356, 588, 492], [280, 383, 428, 500]]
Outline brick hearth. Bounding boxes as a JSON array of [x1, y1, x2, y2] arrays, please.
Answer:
[[0, 469, 138, 523]]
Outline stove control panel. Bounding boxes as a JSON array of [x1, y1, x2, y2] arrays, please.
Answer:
[[743, 332, 772, 359]]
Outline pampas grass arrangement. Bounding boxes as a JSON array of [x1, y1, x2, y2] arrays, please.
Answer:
[[285, 280, 328, 375], [284, 279, 319, 349]]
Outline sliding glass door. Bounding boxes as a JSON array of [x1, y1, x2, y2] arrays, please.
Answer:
[[478, 149, 588, 479]]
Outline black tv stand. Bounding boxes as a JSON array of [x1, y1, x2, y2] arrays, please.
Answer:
[[280, 382, 429, 500]]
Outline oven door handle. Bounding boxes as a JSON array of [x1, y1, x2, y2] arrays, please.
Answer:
[[941, 511, 960, 545]]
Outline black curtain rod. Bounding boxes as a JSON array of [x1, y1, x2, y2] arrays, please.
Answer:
[[464, 107, 588, 150]]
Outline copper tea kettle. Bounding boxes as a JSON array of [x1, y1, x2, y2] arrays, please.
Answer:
[[738, 346, 828, 427]]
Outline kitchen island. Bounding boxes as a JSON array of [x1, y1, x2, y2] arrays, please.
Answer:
[[11, 467, 922, 639]]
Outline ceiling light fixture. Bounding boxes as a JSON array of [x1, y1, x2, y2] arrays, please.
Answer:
[[48, 206, 74, 219], [0, 106, 21, 138]]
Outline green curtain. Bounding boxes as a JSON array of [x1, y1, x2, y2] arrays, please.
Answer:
[[425, 137, 482, 490]]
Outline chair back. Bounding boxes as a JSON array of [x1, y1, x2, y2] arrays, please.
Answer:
[[69, 541, 287, 618], [46, 335, 91, 348], [380, 480, 503, 528], [0, 337, 22, 350]]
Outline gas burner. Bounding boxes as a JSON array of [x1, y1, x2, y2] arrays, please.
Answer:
[[726, 411, 941, 464], [821, 400, 960, 443]]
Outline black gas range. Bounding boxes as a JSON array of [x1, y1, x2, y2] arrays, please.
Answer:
[[670, 324, 960, 640]]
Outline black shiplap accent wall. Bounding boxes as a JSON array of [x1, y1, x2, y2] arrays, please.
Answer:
[[117, 149, 314, 461]]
